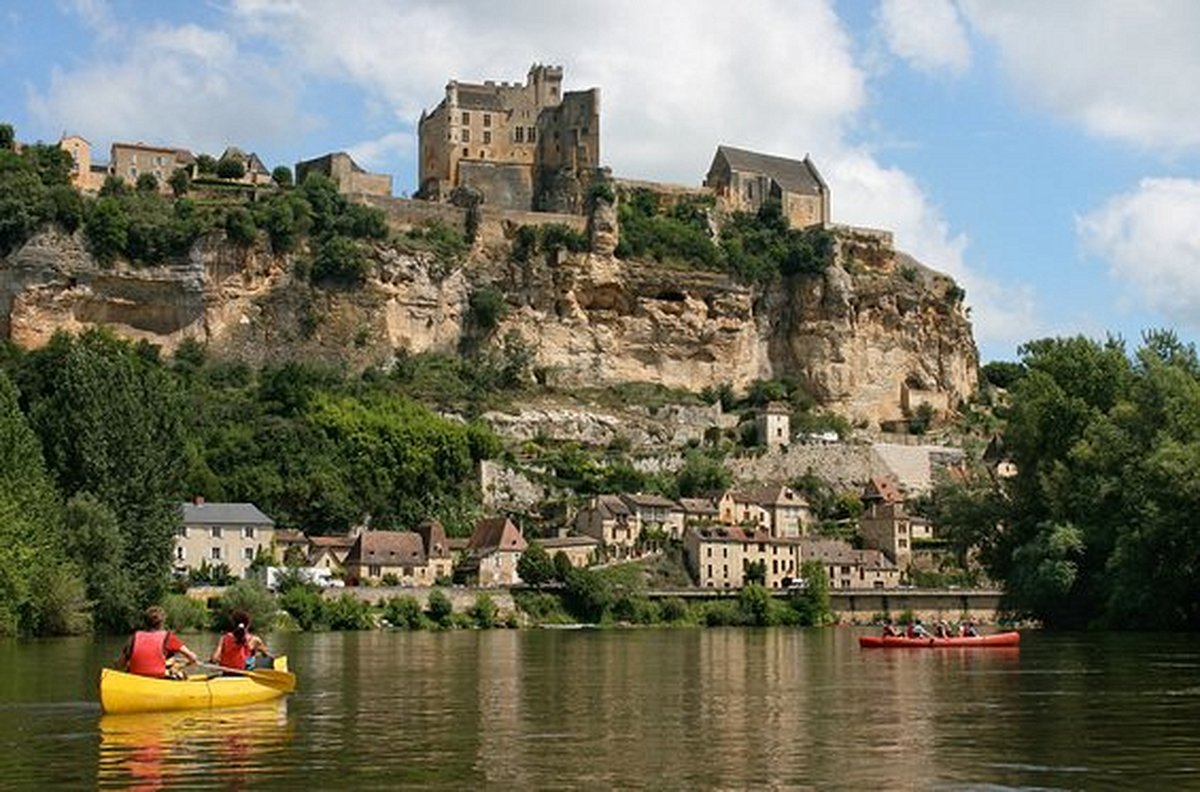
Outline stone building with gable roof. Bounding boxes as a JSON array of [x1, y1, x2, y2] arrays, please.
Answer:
[[685, 524, 802, 589], [417, 63, 600, 212], [177, 498, 274, 578], [461, 517, 528, 587], [704, 144, 830, 228], [858, 475, 930, 567]]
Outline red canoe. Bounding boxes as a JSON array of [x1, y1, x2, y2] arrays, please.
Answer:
[[858, 631, 1020, 648]]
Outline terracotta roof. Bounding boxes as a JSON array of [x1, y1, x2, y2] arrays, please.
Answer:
[[678, 497, 718, 515], [310, 535, 356, 548], [467, 517, 527, 554], [416, 519, 451, 560], [863, 475, 905, 504], [620, 492, 680, 510], [689, 525, 800, 545], [540, 535, 600, 549], [274, 529, 307, 545], [346, 530, 427, 566], [739, 486, 809, 508]]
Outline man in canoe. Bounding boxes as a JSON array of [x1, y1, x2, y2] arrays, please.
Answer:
[[881, 618, 901, 637], [117, 605, 199, 678], [210, 609, 271, 671]]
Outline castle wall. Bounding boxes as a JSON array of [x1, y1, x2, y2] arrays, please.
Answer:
[[459, 160, 534, 211]]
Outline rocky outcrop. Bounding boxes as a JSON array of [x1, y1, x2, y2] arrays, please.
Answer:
[[0, 221, 977, 427]]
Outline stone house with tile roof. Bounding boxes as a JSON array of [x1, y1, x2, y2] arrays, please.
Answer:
[[704, 145, 830, 229], [685, 525, 803, 589], [857, 475, 930, 567], [461, 517, 528, 587], [177, 498, 274, 578], [799, 538, 901, 589], [717, 486, 812, 538]]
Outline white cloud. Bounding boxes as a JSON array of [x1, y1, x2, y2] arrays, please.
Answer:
[[1078, 178, 1200, 326], [26, 21, 311, 156], [346, 131, 413, 172], [877, 0, 971, 77], [961, 0, 1200, 153]]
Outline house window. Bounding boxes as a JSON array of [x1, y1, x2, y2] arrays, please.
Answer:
[[176, 547, 185, 561], [129, 167, 137, 178], [462, 147, 469, 157], [243, 547, 255, 560], [707, 564, 712, 578], [515, 127, 524, 143], [706, 547, 712, 558], [404, 567, 413, 577], [368, 565, 381, 577], [461, 111, 470, 124], [483, 113, 491, 127], [243, 527, 254, 539], [528, 127, 536, 141], [483, 131, 491, 144], [211, 547, 222, 560], [211, 527, 221, 539], [178, 526, 188, 538], [155, 155, 164, 166], [462, 128, 470, 143]]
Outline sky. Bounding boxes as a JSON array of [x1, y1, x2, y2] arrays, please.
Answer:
[[4, 0, 1200, 364]]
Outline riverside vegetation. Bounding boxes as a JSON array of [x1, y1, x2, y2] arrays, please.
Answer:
[[2, 123, 1199, 634]]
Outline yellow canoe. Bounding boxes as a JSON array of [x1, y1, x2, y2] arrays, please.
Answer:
[[100, 657, 292, 714]]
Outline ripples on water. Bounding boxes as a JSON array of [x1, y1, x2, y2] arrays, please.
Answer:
[[2, 629, 1199, 790]]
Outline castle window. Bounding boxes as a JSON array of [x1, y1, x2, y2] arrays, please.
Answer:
[[483, 131, 491, 144], [528, 127, 536, 142], [462, 128, 470, 143], [461, 111, 470, 124], [483, 113, 491, 127], [514, 127, 524, 143], [462, 147, 468, 157]]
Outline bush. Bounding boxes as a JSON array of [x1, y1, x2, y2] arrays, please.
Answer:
[[216, 157, 246, 180], [163, 593, 209, 632], [468, 594, 498, 628], [698, 599, 742, 627], [224, 207, 257, 246], [212, 580, 278, 633], [279, 585, 327, 631], [326, 593, 373, 630], [272, 166, 293, 188], [659, 597, 691, 624], [426, 588, 454, 627], [513, 590, 570, 623], [468, 286, 509, 332], [311, 235, 368, 285], [383, 595, 428, 629]]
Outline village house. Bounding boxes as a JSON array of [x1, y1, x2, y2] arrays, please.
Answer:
[[345, 523, 451, 585], [273, 529, 309, 565], [800, 538, 902, 590], [218, 146, 272, 186], [678, 497, 720, 528], [857, 475, 930, 567], [110, 141, 196, 191], [685, 525, 803, 589], [539, 534, 600, 568], [308, 534, 356, 572], [58, 134, 108, 193], [295, 152, 392, 196], [704, 145, 830, 229], [718, 486, 812, 538], [177, 498, 274, 578], [575, 494, 638, 558], [756, 401, 792, 450], [417, 63, 601, 212], [460, 517, 528, 587], [620, 493, 686, 539]]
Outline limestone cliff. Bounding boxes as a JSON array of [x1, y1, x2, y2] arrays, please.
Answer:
[[0, 220, 977, 426]]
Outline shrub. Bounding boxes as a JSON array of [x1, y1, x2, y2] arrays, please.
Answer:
[[738, 583, 777, 626], [212, 580, 278, 633], [468, 593, 498, 628], [311, 235, 368, 285], [426, 588, 454, 627], [168, 168, 191, 197], [513, 590, 570, 623], [468, 286, 509, 332], [279, 585, 327, 631], [326, 593, 373, 630], [271, 165, 293, 188], [163, 593, 209, 632], [216, 157, 246, 180], [660, 597, 691, 624], [224, 207, 257, 246], [383, 595, 428, 629]]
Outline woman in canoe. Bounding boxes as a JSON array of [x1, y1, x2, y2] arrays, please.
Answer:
[[211, 609, 271, 671], [118, 605, 200, 678]]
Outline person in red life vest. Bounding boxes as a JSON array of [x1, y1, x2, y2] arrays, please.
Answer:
[[117, 605, 199, 677], [210, 609, 270, 671], [881, 618, 901, 637]]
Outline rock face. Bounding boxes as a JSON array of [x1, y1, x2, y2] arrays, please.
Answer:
[[0, 222, 977, 426]]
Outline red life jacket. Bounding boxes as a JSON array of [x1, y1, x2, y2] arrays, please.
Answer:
[[216, 632, 251, 670], [128, 630, 169, 677]]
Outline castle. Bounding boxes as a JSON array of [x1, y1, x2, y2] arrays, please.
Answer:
[[416, 63, 601, 213]]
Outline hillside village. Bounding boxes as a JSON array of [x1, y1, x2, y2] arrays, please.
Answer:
[[6, 63, 990, 602]]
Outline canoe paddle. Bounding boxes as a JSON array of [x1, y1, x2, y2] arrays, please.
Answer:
[[196, 662, 297, 692]]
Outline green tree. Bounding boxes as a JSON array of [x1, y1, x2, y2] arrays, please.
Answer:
[[136, 172, 159, 192], [168, 168, 191, 197], [0, 123, 13, 150], [790, 561, 833, 626], [216, 156, 246, 179], [426, 588, 454, 627], [517, 541, 555, 587], [271, 165, 293, 188]]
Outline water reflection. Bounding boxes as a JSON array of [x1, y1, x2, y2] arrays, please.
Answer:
[[97, 701, 291, 789]]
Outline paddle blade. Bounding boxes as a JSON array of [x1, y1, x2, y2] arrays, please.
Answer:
[[249, 668, 296, 693]]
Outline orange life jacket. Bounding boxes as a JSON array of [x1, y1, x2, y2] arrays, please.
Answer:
[[128, 630, 169, 677], [216, 632, 251, 670]]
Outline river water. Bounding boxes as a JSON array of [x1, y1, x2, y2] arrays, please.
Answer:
[[1, 628, 1198, 790]]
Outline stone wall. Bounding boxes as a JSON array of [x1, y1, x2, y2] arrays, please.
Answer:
[[459, 160, 534, 211], [331, 585, 516, 615]]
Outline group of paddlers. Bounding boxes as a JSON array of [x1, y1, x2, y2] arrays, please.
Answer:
[[881, 617, 979, 638], [116, 605, 272, 678]]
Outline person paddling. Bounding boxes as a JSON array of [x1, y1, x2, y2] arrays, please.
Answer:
[[118, 605, 199, 678], [211, 609, 270, 671], [881, 618, 901, 637]]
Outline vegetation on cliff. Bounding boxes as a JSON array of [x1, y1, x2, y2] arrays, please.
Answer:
[[0, 329, 501, 636], [926, 330, 1200, 629]]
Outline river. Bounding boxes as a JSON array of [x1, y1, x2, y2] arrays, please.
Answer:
[[1, 628, 1198, 789]]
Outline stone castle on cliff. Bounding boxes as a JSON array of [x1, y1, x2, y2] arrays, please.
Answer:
[[417, 63, 830, 231]]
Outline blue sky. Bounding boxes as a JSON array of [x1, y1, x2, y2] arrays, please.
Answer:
[[4, 0, 1200, 364]]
